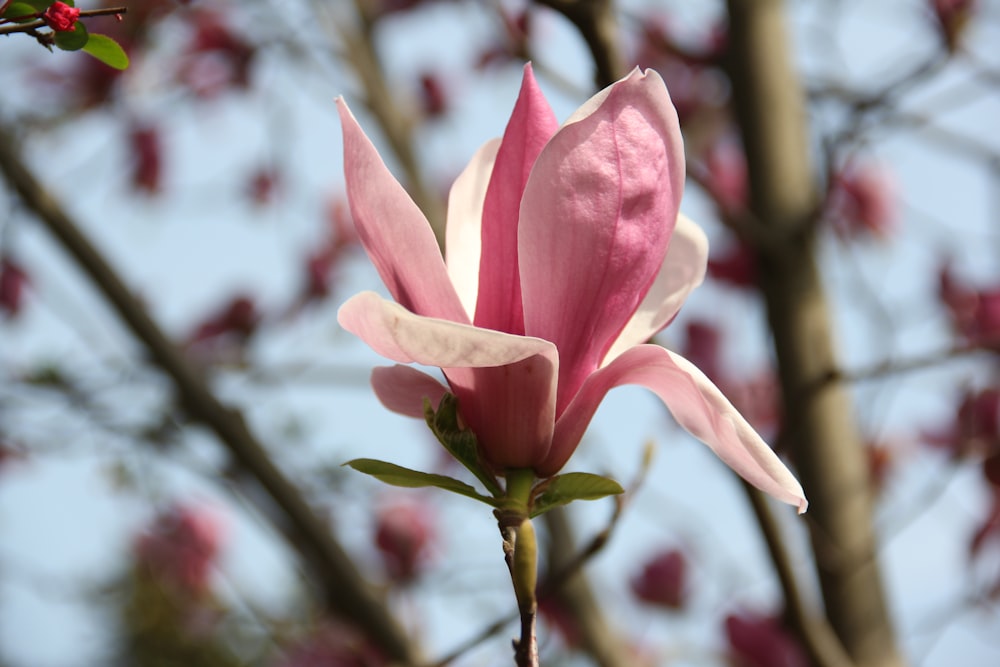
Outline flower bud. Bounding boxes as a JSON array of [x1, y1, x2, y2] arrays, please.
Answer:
[[43, 2, 80, 32]]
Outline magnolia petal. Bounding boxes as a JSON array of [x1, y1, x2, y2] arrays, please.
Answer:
[[445, 357, 558, 470], [544, 344, 807, 513], [475, 63, 559, 335], [371, 365, 449, 418], [338, 290, 556, 368], [446, 139, 500, 320], [337, 99, 468, 323], [603, 214, 708, 365], [519, 68, 686, 412]]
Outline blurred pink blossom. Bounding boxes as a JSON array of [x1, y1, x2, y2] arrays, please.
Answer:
[[135, 503, 227, 594], [707, 240, 757, 289], [704, 139, 749, 215], [827, 162, 897, 239], [630, 19, 728, 125], [0, 256, 29, 318], [186, 294, 261, 349], [939, 265, 1000, 349], [178, 10, 256, 97], [418, 71, 448, 118], [631, 548, 687, 609], [129, 125, 163, 194], [374, 498, 435, 582], [925, 387, 1000, 459], [725, 611, 810, 667], [932, 0, 976, 52], [273, 622, 386, 667]]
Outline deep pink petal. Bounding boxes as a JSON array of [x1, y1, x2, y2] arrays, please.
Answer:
[[604, 214, 708, 364], [337, 99, 467, 322], [340, 292, 559, 471], [371, 365, 449, 418], [519, 69, 686, 412], [338, 291, 555, 367], [445, 359, 557, 471], [446, 139, 500, 319], [543, 345, 807, 513], [475, 63, 559, 335]]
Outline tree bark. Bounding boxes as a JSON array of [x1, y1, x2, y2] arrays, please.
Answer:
[[724, 2, 904, 667]]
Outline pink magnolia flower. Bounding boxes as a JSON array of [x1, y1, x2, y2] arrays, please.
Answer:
[[336, 65, 806, 512]]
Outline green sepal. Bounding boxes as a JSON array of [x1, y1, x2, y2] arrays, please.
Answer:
[[529, 472, 624, 518], [344, 458, 499, 507], [53, 19, 86, 51], [424, 394, 503, 498], [83, 33, 129, 70]]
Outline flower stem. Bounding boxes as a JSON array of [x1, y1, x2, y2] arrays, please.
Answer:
[[499, 469, 539, 667]]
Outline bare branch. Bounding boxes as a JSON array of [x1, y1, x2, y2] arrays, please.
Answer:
[[0, 125, 422, 666], [533, 0, 625, 88]]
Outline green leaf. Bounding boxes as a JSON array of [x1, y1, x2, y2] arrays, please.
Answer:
[[82, 33, 129, 70], [530, 472, 624, 518], [424, 394, 503, 497], [344, 458, 499, 506], [53, 19, 87, 51], [3, 2, 43, 21]]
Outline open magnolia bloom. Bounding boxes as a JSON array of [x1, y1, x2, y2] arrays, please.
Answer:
[[337, 65, 807, 513]]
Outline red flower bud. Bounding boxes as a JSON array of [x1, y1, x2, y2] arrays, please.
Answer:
[[43, 2, 80, 32]]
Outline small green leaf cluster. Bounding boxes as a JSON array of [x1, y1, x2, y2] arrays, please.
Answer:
[[1, 1, 129, 70], [344, 393, 623, 516]]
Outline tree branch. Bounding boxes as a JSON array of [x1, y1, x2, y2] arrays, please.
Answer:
[[0, 125, 422, 665], [542, 507, 634, 667], [533, 0, 624, 89], [724, 2, 904, 666], [0, 7, 127, 35], [741, 482, 855, 667]]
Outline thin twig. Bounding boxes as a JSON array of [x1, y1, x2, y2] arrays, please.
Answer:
[[808, 340, 997, 393], [426, 488, 631, 667], [533, 0, 624, 88], [741, 481, 855, 667], [0, 7, 127, 35]]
